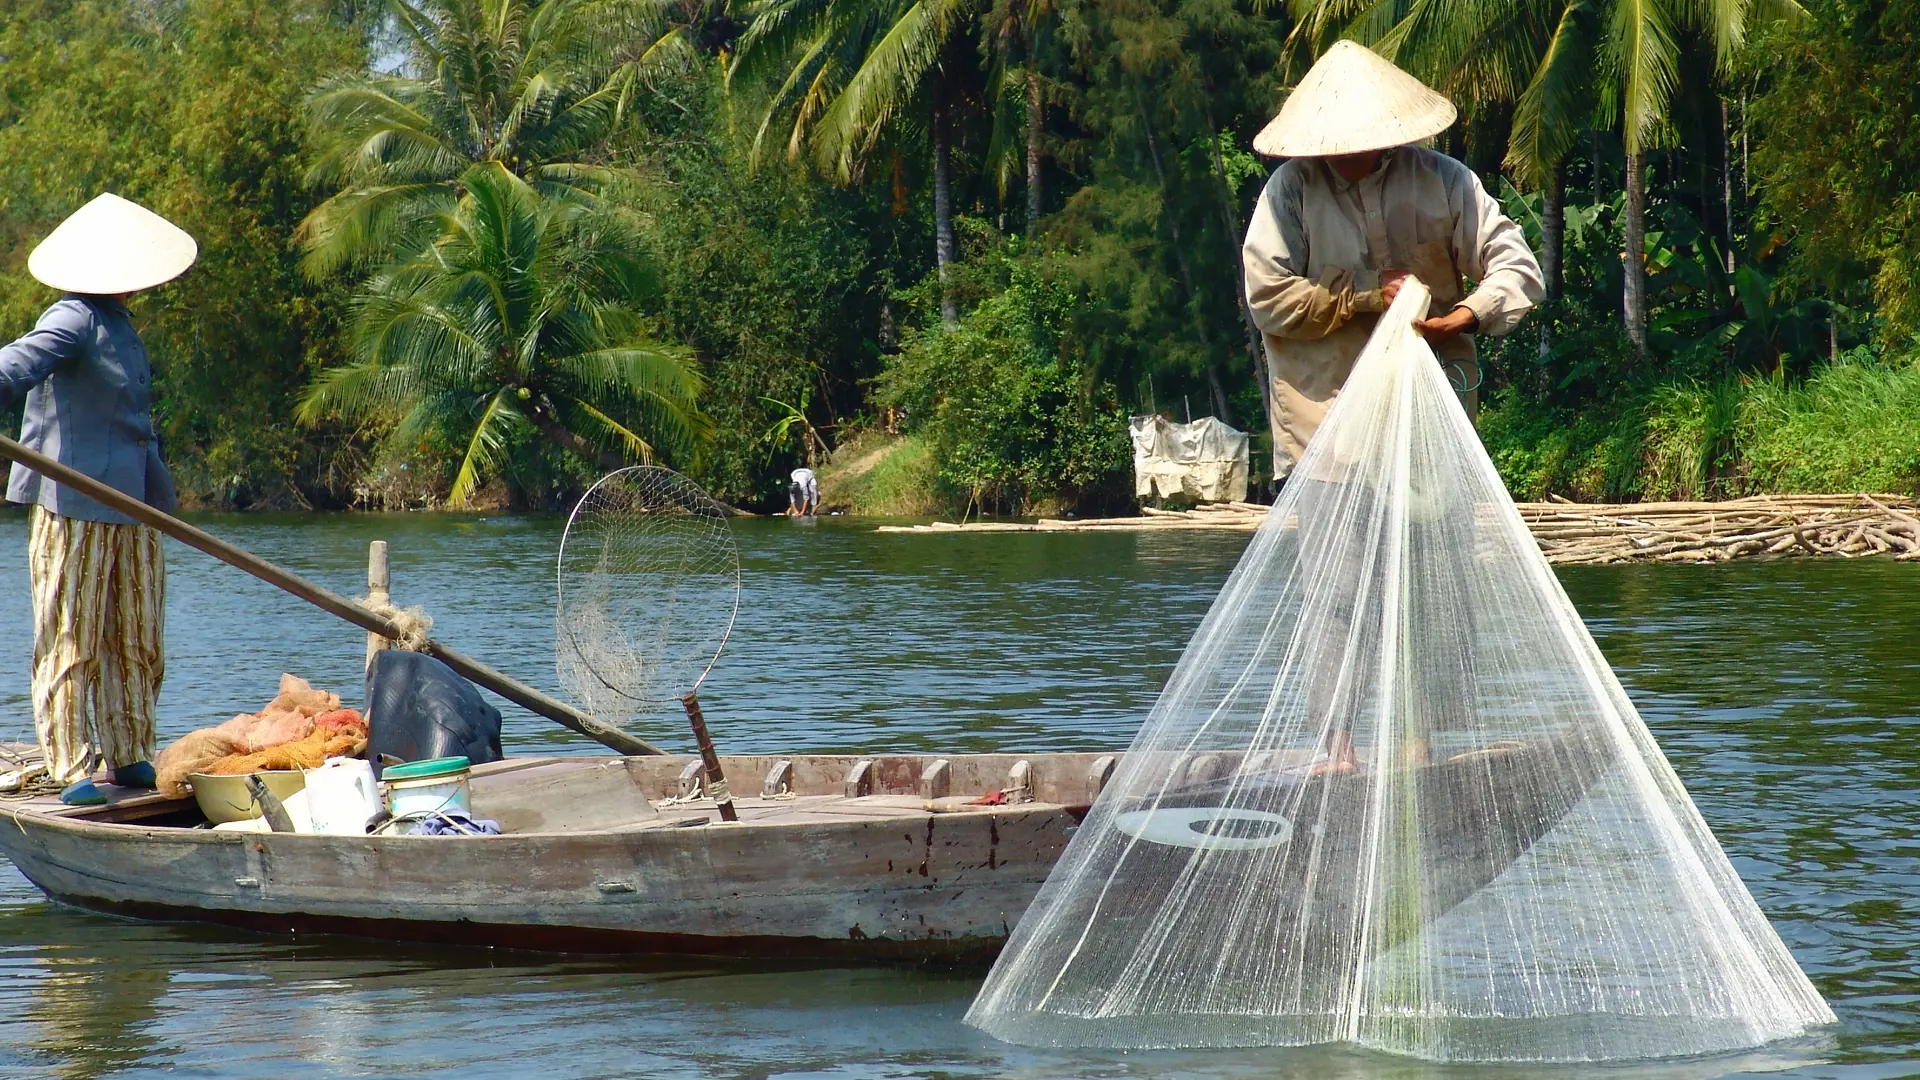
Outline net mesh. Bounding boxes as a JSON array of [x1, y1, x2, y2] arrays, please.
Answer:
[[555, 466, 739, 728], [964, 281, 1833, 1062]]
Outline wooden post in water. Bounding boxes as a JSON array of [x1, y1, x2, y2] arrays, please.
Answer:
[[366, 540, 391, 672]]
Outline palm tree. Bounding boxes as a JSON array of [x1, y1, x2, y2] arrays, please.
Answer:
[[298, 0, 672, 278], [731, 0, 977, 324], [1302, 0, 1795, 357], [296, 162, 706, 505], [985, 0, 1053, 233]]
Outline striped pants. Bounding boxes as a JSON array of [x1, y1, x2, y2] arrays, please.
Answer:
[[28, 507, 165, 784]]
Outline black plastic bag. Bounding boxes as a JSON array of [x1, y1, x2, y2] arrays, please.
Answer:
[[365, 650, 504, 773]]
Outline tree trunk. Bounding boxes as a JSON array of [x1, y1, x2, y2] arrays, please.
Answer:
[[1623, 145, 1648, 358], [529, 402, 631, 476], [1026, 63, 1043, 234], [1199, 103, 1273, 438], [1538, 160, 1564, 368], [933, 87, 958, 327], [1719, 97, 1735, 276], [1143, 120, 1221, 413], [1206, 365, 1234, 426]]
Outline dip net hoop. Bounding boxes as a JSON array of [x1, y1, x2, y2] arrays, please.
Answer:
[[555, 465, 739, 729]]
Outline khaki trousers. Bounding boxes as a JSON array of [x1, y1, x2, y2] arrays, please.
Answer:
[[28, 507, 164, 783]]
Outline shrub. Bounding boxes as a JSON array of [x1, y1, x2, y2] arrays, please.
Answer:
[[875, 256, 1129, 515]]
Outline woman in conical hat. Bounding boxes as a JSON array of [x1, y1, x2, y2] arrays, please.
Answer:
[[1241, 42, 1545, 772], [0, 193, 195, 804]]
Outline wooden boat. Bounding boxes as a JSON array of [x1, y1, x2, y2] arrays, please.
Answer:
[[0, 750, 1117, 964], [0, 737, 1613, 967]]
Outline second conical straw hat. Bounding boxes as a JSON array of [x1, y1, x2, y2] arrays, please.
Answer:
[[1253, 40, 1457, 158]]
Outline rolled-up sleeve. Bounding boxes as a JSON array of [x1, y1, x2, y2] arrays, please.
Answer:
[[1451, 169, 1545, 338], [1244, 168, 1382, 341], [0, 302, 88, 407]]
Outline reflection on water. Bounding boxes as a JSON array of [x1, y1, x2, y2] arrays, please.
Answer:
[[0, 510, 1913, 1078]]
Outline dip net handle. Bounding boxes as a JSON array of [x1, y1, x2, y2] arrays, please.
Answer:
[[682, 692, 738, 822]]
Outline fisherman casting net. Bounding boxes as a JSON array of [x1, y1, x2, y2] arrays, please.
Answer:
[[555, 466, 740, 729], [965, 280, 1832, 1062]]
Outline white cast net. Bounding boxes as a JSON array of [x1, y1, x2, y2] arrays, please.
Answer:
[[965, 280, 1833, 1062]]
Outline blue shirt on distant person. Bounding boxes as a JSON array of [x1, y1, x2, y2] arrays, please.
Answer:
[[0, 294, 175, 524]]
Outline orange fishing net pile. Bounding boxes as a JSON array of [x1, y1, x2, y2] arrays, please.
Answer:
[[154, 675, 366, 797], [203, 710, 368, 775]]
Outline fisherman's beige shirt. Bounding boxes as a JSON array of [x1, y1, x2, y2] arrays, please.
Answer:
[[1242, 146, 1544, 476]]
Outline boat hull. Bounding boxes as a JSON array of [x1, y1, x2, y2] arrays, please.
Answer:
[[0, 752, 1103, 964]]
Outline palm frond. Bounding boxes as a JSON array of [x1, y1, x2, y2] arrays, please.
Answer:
[[1507, 0, 1598, 185], [1606, 0, 1679, 151], [812, 0, 965, 181], [564, 397, 658, 463], [448, 389, 529, 506], [295, 361, 427, 426]]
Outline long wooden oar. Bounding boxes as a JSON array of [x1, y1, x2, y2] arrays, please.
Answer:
[[0, 434, 662, 757]]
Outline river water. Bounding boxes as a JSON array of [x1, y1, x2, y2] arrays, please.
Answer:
[[0, 510, 1912, 1080]]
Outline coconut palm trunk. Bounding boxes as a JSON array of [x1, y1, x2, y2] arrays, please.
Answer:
[[1623, 145, 1648, 358], [933, 86, 959, 326], [1026, 64, 1043, 233], [1539, 160, 1564, 364]]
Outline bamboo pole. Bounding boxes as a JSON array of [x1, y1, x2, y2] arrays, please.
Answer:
[[0, 434, 661, 758]]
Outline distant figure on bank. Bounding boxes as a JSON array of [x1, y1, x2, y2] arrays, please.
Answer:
[[0, 194, 197, 804], [1241, 43, 1543, 775], [1242, 40, 1544, 479], [789, 466, 820, 517]]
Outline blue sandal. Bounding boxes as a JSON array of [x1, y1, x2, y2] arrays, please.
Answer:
[[59, 761, 156, 806], [59, 779, 106, 806]]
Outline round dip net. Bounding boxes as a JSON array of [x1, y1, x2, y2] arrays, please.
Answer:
[[965, 280, 1833, 1062], [555, 466, 739, 729]]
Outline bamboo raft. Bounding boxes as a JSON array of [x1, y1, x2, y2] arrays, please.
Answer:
[[877, 494, 1920, 565]]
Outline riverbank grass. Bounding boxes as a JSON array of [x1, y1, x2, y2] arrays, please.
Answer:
[[1483, 355, 1920, 501]]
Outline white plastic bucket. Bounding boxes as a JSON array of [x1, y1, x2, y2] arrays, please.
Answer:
[[303, 758, 382, 835], [384, 770, 472, 818]]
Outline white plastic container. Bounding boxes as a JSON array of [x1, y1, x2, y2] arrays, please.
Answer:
[[303, 758, 382, 835], [381, 756, 473, 819]]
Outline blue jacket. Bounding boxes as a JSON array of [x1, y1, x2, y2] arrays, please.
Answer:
[[0, 294, 176, 524]]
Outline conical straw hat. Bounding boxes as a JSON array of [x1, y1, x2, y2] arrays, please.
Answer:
[[28, 193, 198, 295], [1253, 40, 1457, 158]]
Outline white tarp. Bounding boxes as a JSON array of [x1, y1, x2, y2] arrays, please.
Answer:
[[1129, 415, 1249, 503]]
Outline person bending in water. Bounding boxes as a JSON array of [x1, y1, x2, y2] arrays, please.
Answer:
[[0, 194, 197, 804], [789, 466, 820, 517]]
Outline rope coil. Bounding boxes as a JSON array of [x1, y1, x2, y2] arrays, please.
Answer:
[[361, 599, 434, 652]]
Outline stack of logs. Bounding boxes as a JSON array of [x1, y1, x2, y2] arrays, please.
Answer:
[[874, 502, 1268, 534], [877, 494, 1920, 564], [1522, 494, 1920, 564]]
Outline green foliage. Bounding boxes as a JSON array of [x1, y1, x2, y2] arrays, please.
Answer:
[[815, 432, 942, 514], [1754, 0, 1920, 341], [297, 0, 663, 277], [4, 0, 1912, 513], [618, 63, 892, 506], [0, 0, 363, 508], [1738, 353, 1920, 493], [1478, 388, 1648, 501], [296, 161, 704, 506], [876, 245, 1129, 513], [1481, 351, 1920, 500]]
